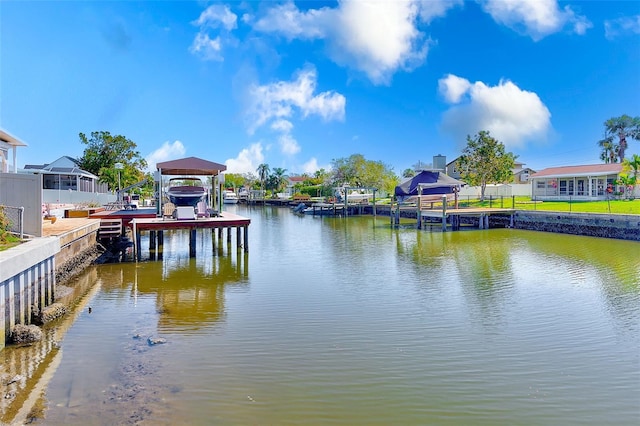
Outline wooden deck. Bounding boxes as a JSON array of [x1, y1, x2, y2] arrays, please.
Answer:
[[130, 211, 251, 260]]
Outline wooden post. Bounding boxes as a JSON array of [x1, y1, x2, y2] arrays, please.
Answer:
[[441, 195, 447, 232], [227, 227, 232, 244], [211, 228, 216, 250], [244, 225, 249, 253], [236, 226, 241, 251], [149, 231, 156, 260], [417, 194, 422, 229], [135, 223, 141, 261], [189, 229, 197, 257], [158, 231, 164, 260]]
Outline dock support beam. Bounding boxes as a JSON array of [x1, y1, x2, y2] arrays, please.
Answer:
[[244, 225, 249, 252], [189, 229, 197, 257], [158, 231, 164, 259], [441, 195, 447, 232]]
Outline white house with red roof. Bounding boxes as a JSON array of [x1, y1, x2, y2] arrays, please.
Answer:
[[530, 163, 631, 201]]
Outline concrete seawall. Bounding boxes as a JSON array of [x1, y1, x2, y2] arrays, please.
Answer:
[[372, 205, 640, 241], [512, 211, 640, 241], [0, 219, 100, 348]]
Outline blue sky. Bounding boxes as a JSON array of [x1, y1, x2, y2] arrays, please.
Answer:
[[2, 1, 639, 176]]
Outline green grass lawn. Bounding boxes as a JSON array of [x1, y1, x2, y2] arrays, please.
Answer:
[[458, 196, 640, 215]]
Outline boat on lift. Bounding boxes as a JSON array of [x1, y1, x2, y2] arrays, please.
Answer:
[[166, 177, 207, 207]]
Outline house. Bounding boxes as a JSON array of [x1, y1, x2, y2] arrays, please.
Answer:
[[530, 163, 625, 201], [0, 129, 27, 173], [23, 156, 109, 193], [285, 175, 306, 195]]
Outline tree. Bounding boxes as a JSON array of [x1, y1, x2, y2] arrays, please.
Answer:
[[598, 115, 640, 163], [222, 173, 245, 190], [622, 154, 640, 180], [458, 131, 517, 201], [256, 163, 270, 192], [598, 138, 619, 163], [269, 167, 287, 194], [78, 131, 147, 191], [330, 154, 398, 195], [402, 168, 415, 178]]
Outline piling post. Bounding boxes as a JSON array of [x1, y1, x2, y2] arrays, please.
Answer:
[[158, 231, 164, 260], [243, 225, 249, 253], [227, 227, 232, 244], [441, 195, 447, 232], [417, 195, 422, 229], [134, 222, 141, 261], [236, 226, 241, 251], [189, 229, 197, 257]]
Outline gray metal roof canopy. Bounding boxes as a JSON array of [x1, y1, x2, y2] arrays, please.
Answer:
[[156, 156, 227, 176]]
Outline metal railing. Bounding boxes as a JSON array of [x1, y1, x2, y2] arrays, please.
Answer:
[[0, 205, 24, 239]]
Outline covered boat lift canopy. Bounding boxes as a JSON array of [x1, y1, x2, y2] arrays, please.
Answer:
[[395, 170, 465, 198], [156, 157, 227, 176], [155, 157, 228, 216]]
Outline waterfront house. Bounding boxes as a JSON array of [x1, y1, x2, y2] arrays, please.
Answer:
[[530, 163, 627, 201], [0, 129, 27, 173], [23, 156, 109, 194]]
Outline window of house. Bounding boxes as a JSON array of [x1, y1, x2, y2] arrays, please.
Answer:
[[559, 180, 567, 195]]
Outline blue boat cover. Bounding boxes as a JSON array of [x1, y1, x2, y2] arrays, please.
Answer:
[[394, 171, 465, 197]]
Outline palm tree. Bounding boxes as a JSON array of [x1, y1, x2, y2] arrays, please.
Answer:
[[598, 137, 619, 163], [601, 115, 640, 162], [256, 163, 270, 193], [622, 154, 640, 180], [271, 167, 287, 193]]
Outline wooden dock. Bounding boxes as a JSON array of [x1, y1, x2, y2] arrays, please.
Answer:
[[130, 212, 250, 261], [419, 207, 515, 231]]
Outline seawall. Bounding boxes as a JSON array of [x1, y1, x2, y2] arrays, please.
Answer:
[[371, 205, 640, 241], [0, 219, 100, 348]]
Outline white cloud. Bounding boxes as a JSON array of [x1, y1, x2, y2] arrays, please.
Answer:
[[480, 0, 592, 41], [253, 1, 459, 84], [605, 15, 640, 40], [252, 2, 329, 39], [189, 33, 223, 61], [418, 0, 463, 24], [246, 66, 345, 156], [439, 74, 472, 103], [225, 143, 264, 174], [301, 157, 325, 174], [146, 140, 186, 171], [271, 119, 294, 133], [247, 66, 345, 133], [193, 4, 237, 31], [278, 133, 301, 155], [438, 75, 551, 148], [190, 4, 237, 61]]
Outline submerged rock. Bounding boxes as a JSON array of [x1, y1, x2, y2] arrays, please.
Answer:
[[32, 303, 67, 325], [10, 324, 43, 344], [147, 337, 167, 346]]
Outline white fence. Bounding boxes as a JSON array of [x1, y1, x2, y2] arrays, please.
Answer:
[[458, 184, 531, 198]]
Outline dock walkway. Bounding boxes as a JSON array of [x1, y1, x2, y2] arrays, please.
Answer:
[[131, 212, 250, 260]]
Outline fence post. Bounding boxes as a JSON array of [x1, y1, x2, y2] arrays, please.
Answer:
[[19, 206, 24, 240]]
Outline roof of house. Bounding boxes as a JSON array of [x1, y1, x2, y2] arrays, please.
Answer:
[[23, 156, 97, 178], [531, 163, 623, 179], [156, 156, 227, 176], [0, 129, 28, 147], [287, 176, 306, 183]]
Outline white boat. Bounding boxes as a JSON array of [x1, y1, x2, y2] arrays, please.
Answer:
[[166, 177, 207, 207], [346, 190, 372, 203], [223, 190, 239, 204], [238, 188, 249, 202]]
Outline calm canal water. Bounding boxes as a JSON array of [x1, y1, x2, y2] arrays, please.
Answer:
[[15, 206, 640, 424]]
